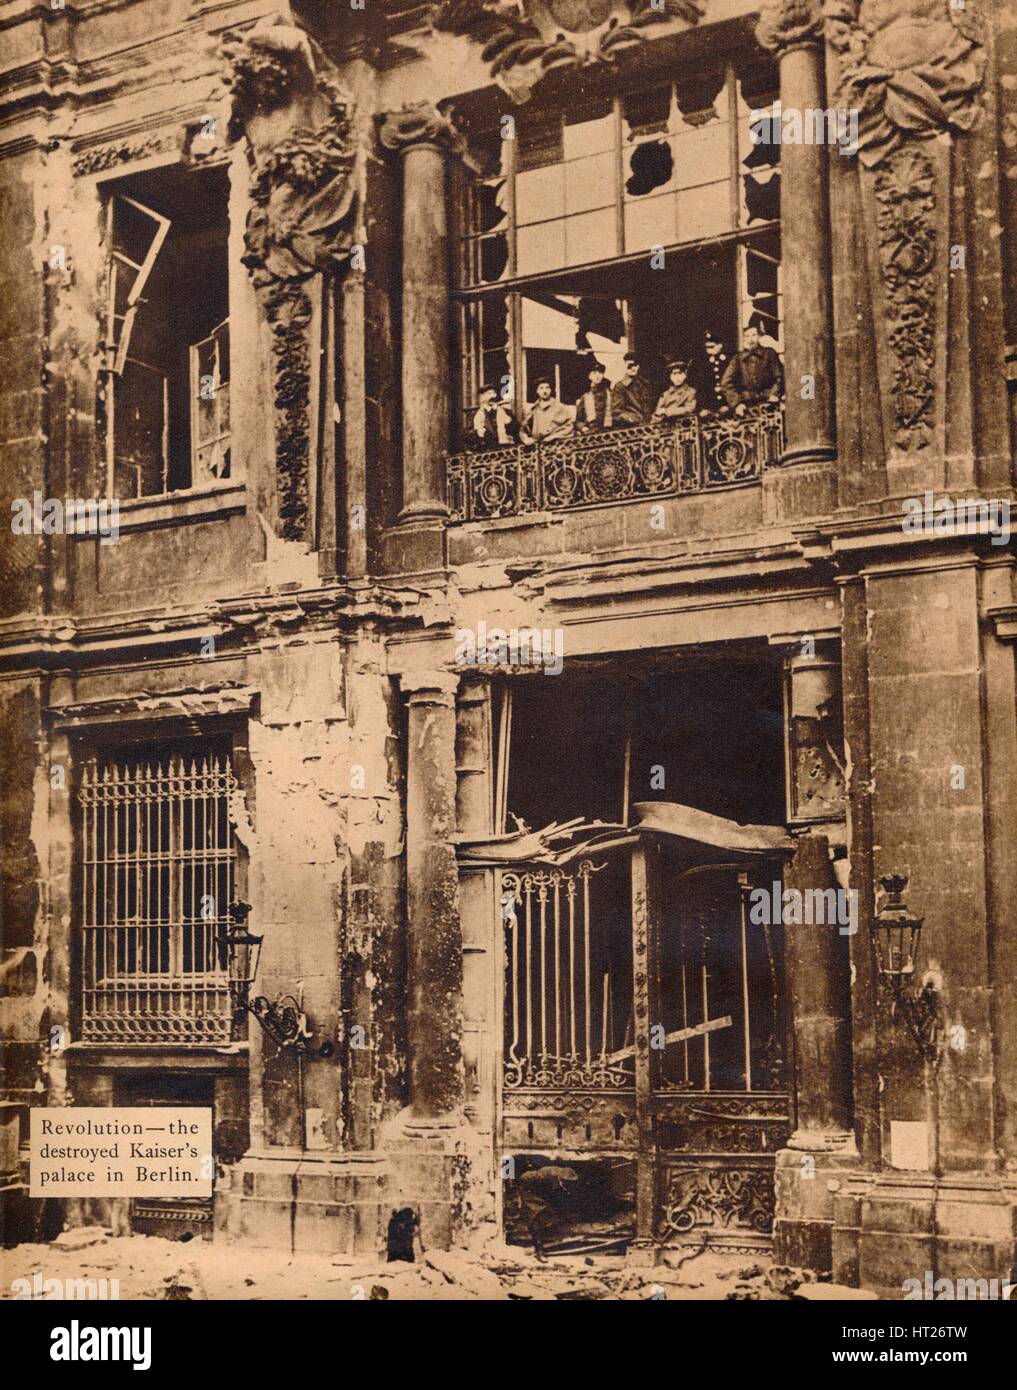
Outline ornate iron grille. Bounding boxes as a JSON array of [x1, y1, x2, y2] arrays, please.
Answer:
[[79, 751, 237, 1043], [446, 404, 784, 522], [503, 861, 634, 1091]]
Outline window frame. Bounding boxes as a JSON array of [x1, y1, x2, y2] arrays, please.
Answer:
[[75, 737, 242, 1045], [101, 172, 234, 502], [452, 64, 782, 442]]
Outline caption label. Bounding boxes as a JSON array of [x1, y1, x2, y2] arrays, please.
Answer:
[[30, 1107, 213, 1198]]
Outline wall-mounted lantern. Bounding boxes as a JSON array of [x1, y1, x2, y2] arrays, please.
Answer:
[[218, 901, 262, 1018], [219, 902, 333, 1057], [870, 874, 940, 1059]]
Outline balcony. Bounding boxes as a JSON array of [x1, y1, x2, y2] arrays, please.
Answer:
[[445, 403, 785, 524]]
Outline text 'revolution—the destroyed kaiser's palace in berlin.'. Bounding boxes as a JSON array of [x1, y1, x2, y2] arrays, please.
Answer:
[[1, 0, 1016, 1296]]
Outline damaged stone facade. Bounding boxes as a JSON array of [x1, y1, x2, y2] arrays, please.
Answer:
[[1, 0, 1016, 1299]]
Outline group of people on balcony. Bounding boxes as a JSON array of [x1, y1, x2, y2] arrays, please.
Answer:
[[464, 325, 785, 452]]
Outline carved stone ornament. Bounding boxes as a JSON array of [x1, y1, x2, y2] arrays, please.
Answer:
[[377, 102, 469, 158], [822, 0, 987, 169], [756, 0, 823, 55], [432, 0, 705, 103], [73, 130, 181, 176], [222, 17, 357, 284], [222, 17, 358, 541], [873, 144, 937, 450]]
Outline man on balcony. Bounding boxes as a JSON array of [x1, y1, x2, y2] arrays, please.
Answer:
[[610, 354, 654, 428], [574, 359, 612, 432], [719, 324, 784, 416], [521, 378, 574, 443], [466, 383, 521, 450], [653, 360, 698, 423]]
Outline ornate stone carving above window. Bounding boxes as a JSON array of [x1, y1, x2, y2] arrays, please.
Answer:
[[222, 18, 358, 541], [822, 0, 986, 170], [73, 130, 182, 177], [432, 0, 705, 103]]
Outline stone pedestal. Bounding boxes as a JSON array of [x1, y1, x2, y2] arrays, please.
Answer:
[[218, 1149, 390, 1255]]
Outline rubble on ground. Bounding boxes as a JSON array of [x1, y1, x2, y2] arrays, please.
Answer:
[[0, 1231, 881, 1301]]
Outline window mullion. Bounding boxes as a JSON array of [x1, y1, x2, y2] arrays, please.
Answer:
[[726, 65, 746, 347], [614, 96, 624, 259], [507, 131, 517, 278], [726, 65, 740, 238], [510, 292, 522, 406]]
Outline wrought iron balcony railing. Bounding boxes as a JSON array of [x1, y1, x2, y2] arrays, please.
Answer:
[[445, 402, 784, 523]]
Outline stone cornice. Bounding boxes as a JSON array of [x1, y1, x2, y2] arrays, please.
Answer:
[[46, 684, 259, 730], [0, 582, 457, 677]]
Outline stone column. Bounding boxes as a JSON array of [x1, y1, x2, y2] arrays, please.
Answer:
[[783, 834, 854, 1145], [403, 672, 464, 1120], [774, 643, 855, 1270], [379, 105, 462, 534], [757, 2, 835, 471], [455, 680, 496, 1229]]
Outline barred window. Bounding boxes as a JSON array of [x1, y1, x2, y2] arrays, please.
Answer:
[[79, 744, 239, 1043]]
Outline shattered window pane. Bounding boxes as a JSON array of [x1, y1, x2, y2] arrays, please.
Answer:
[[104, 164, 230, 498], [624, 140, 675, 199], [453, 64, 782, 443]]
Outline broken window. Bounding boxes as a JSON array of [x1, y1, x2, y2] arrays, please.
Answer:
[[454, 65, 781, 442], [102, 165, 231, 498]]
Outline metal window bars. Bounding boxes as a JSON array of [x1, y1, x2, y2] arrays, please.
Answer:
[[79, 752, 237, 1043], [503, 861, 634, 1091]]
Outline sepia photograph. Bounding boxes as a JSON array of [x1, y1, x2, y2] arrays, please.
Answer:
[[0, 0, 1015, 1353]]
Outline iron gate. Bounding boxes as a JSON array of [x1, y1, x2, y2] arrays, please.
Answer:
[[500, 844, 790, 1249]]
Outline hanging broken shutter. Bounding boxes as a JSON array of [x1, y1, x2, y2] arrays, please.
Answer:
[[105, 194, 170, 375], [190, 319, 231, 482]]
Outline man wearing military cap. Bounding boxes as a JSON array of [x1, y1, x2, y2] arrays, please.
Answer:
[[653, 358, 698, 422], [610, 353, 654, 427], [720, 322, 784, 414], [574, 359, 613, 432]]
